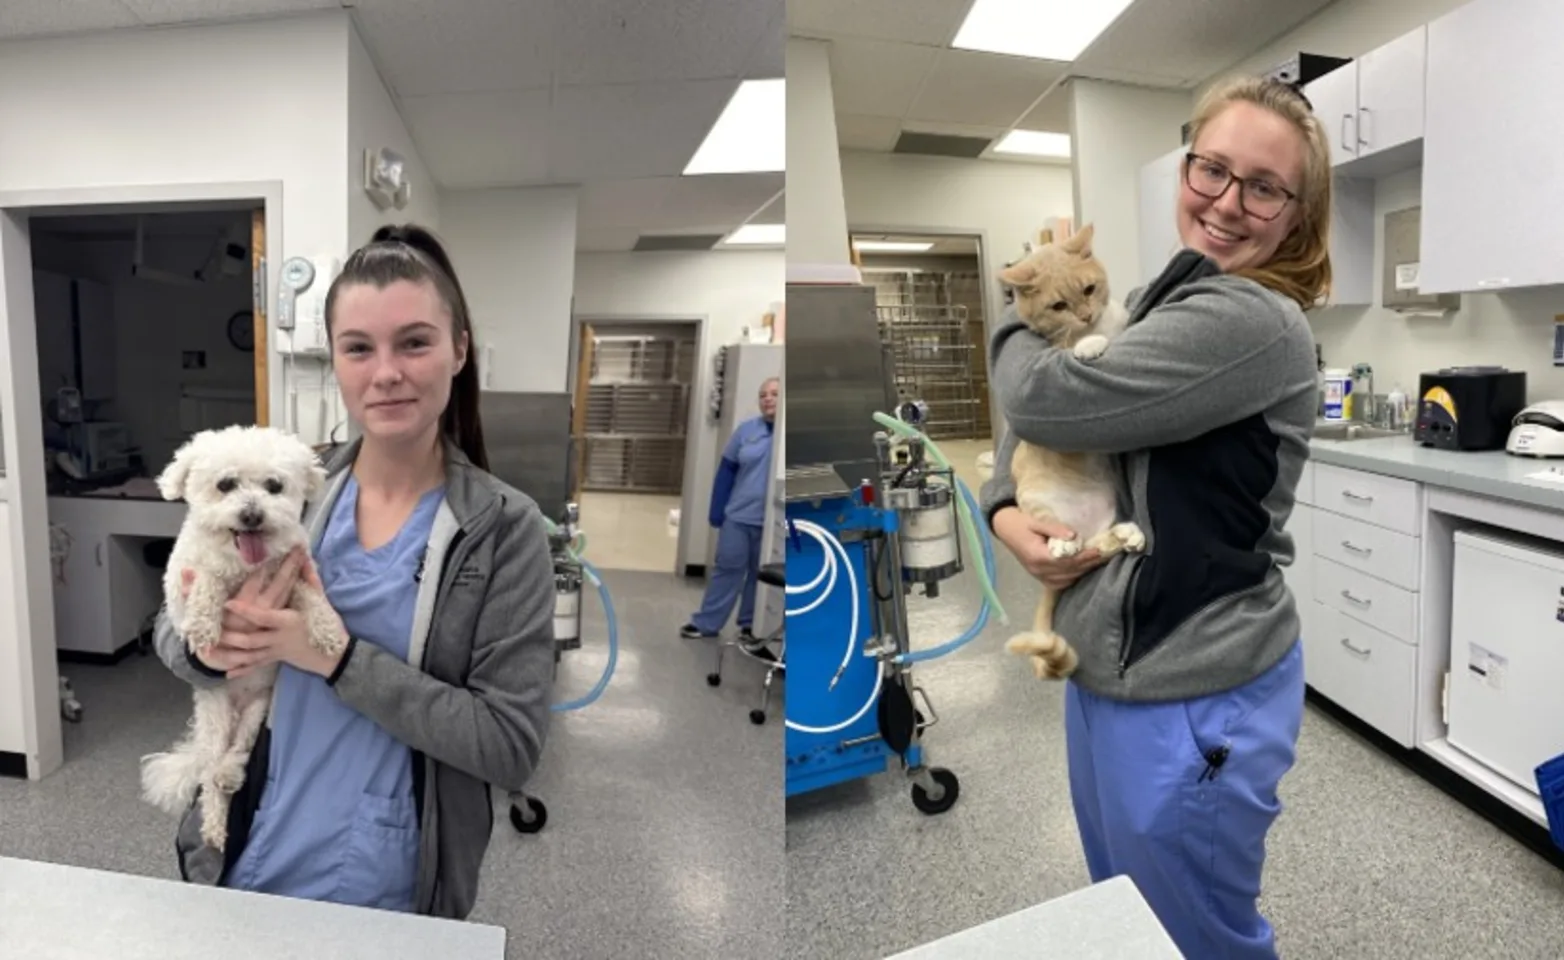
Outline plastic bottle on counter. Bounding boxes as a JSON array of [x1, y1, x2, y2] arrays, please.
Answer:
[[1386, 386, 1408, 430], [1322, 368, 1351, 422]]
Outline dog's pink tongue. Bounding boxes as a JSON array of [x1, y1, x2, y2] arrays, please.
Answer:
[[236, 532, 268, 566]]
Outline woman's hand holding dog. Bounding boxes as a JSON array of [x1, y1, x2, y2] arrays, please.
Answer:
[[182, 549, 348, 678], [992, 506, 1109, 590]]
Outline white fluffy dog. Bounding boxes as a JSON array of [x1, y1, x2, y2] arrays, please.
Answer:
[[140, 425, 344, 851]]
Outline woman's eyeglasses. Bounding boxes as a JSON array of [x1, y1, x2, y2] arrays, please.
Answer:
[[1182, 153, 1298, 221]]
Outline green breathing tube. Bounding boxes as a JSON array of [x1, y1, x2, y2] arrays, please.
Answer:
[[872, 412, 1008, 625]]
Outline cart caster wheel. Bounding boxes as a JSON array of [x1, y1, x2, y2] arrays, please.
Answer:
[[706, 673, 720, 687], [749, 709, 765, 725], [509, 796, 547, 834], [911, 767, 959, 815]]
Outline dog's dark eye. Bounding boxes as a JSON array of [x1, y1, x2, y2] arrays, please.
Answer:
[[217, 477, 238, 494], [1051, 301, 1069, 311], [264, 478, 284, 495], [1083, 284, 1096, 296]]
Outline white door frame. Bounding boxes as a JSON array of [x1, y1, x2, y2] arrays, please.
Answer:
[[568, 313, 707, 576], [0, 180, 281, 781]]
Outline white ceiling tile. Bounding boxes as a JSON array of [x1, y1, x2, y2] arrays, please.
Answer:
[[400, 89, 553, 188], [787, 0, 973, 47], [650, 173, 781, 231], [0, 0, 140, 38], [835, 114, 903, 152], [899, 119, 1006, 141], [742, 1, 784, 78], [548, 78, 735, 182], [828, 38, 936, 119], [906, 48, 1066, 128], [1073, 0, 1337, 87], [120, 0, 340, 26], [576, 177, 676, 231], [749, 191, 783, 225], [554, 0, 778, 86], [1016, 89, 1071, 133], [575, 221, 641, 252], [349, 0, 556, 97]]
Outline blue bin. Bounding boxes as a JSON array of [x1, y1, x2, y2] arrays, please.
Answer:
[[1537, 752, 1564, 852]]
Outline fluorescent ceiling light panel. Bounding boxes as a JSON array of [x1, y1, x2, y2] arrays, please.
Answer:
[[992, 130, 1072, 158], [726, 224, 785, 245], [684, 79, 785, 175], [854, 241, 935, 252], [953, 0, 1135, 61]]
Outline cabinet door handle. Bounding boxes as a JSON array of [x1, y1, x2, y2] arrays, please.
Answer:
[[1341, 490, 1374, 504], [1341, 637, 1372, 657], [1340, 589, 1372, 608], [1358, 105, 1371, 147], [1341, 540, 1373, 556], [1340, 113, 1355, 155], [95, 542, 103, 567]]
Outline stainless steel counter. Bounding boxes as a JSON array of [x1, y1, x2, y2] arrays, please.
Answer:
[[0, 856, 506, 960], [883, 876, 1183, 959], [1311, 434, 1564, 512]]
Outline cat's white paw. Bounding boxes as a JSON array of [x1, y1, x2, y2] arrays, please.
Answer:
[[1112, 523, 1146, 553], [1048, 536, 1082, 559], [1072, 335, 1109, 361]]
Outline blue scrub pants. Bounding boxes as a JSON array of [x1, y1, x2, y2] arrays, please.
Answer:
[[691, 521, 764, 633], [1065, 640, 1304, 960]]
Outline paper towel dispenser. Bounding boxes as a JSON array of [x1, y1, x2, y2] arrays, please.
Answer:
[[1383, 207, 1461, 313]]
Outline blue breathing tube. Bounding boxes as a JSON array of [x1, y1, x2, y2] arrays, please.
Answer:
[[551, 557, 618, 712], [893, 477, 999, 665]]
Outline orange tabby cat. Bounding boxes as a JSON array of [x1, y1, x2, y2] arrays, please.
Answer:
[[998, 225, 1145, 680]]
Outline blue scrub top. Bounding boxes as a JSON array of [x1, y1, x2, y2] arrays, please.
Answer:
[[227, 476, 443, 912], [720, 415, 774, 527]]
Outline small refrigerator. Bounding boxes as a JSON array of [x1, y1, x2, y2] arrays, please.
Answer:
[[1448, 529, 1564, 794]]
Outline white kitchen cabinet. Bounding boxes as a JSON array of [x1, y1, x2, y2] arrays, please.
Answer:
[[1313, 602, 1419, 746], [1302, 27, 1426, 177], [1420, 0, 1564, 294]]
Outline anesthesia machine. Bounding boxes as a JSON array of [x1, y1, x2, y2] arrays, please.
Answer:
[[783, 283, 1006, 814]]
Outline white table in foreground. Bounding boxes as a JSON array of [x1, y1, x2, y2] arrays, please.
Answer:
[[0, 856, 506, 960], [885, 876, 1184, 959]]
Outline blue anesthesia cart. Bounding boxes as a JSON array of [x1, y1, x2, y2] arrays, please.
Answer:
[[783, 425, 964, 815]]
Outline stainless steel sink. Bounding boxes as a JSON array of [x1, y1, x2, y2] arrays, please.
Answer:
[[1312, 422, 1405, 442]]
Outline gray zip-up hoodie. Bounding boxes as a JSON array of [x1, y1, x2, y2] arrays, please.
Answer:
[[980, 250, 1318, 702], [154, 438, 556, 919]]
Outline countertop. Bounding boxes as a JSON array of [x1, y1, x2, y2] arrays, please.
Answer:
[[883, 876, 1183, 959], [0, 856, 507, 960], [1310, 433, 1564, 512]]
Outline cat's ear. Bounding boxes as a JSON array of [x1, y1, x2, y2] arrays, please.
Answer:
[[1065, 223, 1095, 258], [999, 262, 1037, 287]]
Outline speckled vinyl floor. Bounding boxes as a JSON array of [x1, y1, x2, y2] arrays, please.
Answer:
[[0, 568, 783, 960], [783, 489, 1564, 960]]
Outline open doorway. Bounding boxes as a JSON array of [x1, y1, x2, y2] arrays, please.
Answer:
[[570, 319, 699, 574], [852, 231, 993, 492], [0, 187, 274, 780]]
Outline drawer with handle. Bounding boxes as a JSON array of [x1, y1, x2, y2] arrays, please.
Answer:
[[1311, 509, 1421, 591], [1308, 601, 1417, 748], [1313, 555, 1418, 643], [1312, 463, 1422, 536]]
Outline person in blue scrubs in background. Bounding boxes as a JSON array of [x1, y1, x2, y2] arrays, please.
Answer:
[[681, 376, 779, 655], [154, 224, 557, 920]]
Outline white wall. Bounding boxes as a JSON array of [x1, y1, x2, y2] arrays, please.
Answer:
[[0, 14, 352, 298], [572, 251, 785, 572], [1197, 0, 1564, 401], [1069, 79, 1191, 291], [439, 188, 579, 393], [347, 24, 440, 245]]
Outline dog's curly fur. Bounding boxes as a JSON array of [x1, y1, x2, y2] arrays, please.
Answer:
[[139, 425, 345, 851]]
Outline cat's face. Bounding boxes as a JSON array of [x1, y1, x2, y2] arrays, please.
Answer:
[[999, 224, 1110, 346]]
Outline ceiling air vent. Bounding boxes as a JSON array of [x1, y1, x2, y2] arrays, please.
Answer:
[[893, 131, 992, 159], [633, 233, 724, 252]]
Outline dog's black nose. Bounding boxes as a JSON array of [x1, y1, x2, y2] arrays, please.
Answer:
[[238, 507, 265, 530]]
